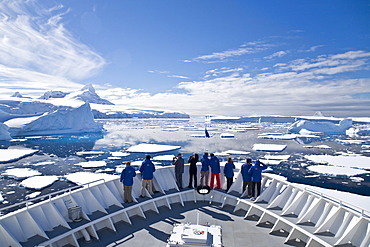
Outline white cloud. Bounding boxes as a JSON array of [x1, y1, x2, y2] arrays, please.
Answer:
[[0, 0, 105, 92], [264, 50, 288, 59], [100, 50, 370, 117], [192, 42, 271, 62]]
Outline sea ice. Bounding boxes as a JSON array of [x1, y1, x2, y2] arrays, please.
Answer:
[[153, 154, 176, 161], [1, 168, 42, 180], [76, 151, 105, 156], [305, 153, 370, 170], [75, 160, 106, 168], [110, 151, 130, 157], [304, 145, 331, 149], [126, 143, 181, 153], [336, 139, 366, 145], [0, 148, 38, 163], [307, 165, 369, 177], [64, 172, 118, 185], [25, 192, 42, 199], [263, 154, 291, 160], [20, 175, 59, 190], [259, 159, 284, 165], [252, 144, 287, 152]]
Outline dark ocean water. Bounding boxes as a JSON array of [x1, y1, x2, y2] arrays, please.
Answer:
[[0, 118, 369, 210]]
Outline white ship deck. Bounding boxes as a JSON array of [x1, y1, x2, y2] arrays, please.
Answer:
[[0, 166, 369, 247]]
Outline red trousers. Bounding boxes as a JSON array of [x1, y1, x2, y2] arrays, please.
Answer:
[[210, 173, 221, 189]]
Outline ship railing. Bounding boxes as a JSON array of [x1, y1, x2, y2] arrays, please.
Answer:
[[0, 178, 105, 216], [261, 173, 370, 219], [304, 187, 370, 218]]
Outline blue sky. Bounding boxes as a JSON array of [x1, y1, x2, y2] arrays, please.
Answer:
[[0, 0, 370, 117]]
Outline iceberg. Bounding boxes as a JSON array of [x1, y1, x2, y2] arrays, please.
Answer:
[[288, 118, 352, 134], [0, 123, 11, 141], [5, 102, 104, 137]]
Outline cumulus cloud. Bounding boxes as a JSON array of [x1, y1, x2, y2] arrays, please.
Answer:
[[0, 0, 105, 93], [192, 42, 272, 62], [101, 50, 370, 117]]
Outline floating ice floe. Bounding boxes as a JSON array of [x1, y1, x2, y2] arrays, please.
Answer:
[[75, 160, 106, 168], [214, 150, 251, 156], [152, 155, 176, 161], [0, 148, 38, 163], [336, 139, 366, 145], [259, 159, 284, 165], [304, 145, 332, 149], [110, 151, 130, 157], [31, 161, 55, 166], [126, 143, 181, 153], [20, 175, 59, 190], [64, 172, 118, 185], [25, 192, 42, 200], [252, 144, 287, 152], [263, 154, 291, 160], [260, 154, 290, 165], [0, 192, 3, 203], [258, 133, 297, 140], [76, 150, 105, 156], [307, 165, 369, 177], [305, 153, 370, 170], [1, 168, 42, 180]]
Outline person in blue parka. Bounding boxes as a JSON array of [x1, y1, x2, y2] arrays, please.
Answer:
[[199, 152, 210, 186], [223, 157, 235, 191], [241, 158, 253, 197], [248, 160, 267, 200], [120, 161, 137, 203], [209, 153, 221, 189], [139, 155, 156, 197]]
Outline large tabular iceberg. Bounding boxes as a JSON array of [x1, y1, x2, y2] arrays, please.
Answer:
[[288, 118, 352, 134], [5, 102, 103, 137]]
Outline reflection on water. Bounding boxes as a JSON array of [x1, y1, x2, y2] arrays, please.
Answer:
[[0, 118, 369, 209]]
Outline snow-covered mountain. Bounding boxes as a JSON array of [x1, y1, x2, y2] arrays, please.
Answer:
[[0, 84, 190, 140], [65, 84, 114, 105]]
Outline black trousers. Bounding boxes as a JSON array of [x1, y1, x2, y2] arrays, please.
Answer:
[[226, 177, 233, 191], [189, 171, 197, 187], [251, 181, 262, 197]]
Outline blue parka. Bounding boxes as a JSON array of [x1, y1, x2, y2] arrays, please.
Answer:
[[248, 160, 267, 182], [200, 154, 210, 172], [241, 163, 252, 182], [210, 156, 221, 174], [120, 166, 137, 186], [223, 162, 235, 178], [139, 159, 156, 180]]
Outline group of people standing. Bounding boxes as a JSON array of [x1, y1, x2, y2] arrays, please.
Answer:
[[120, 152, 267, 203], [187, 152, 235, 191]]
